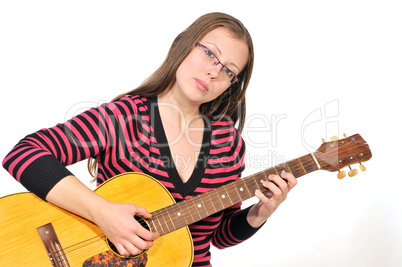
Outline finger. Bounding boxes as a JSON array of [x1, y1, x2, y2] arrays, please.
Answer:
[[262, 180, 282, 199], [255, 188, 271, 203], [129, 234, 155, 251], [135, 222, 160, 241], [116, 236, 153, 257], [268, 174, 288, 191], [134, 205, 153, 219], [114, 241, 132, 257], [122, 241, 144, 257], [113, 231, 156, 257], [280, 172, 298, 188]]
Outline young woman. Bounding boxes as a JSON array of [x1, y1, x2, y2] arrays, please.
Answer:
[[3, 12, 297, 266]]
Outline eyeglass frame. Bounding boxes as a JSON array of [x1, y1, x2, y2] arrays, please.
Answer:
[[195, 42, 240, 84]]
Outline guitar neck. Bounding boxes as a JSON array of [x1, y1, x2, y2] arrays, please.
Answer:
[[148, 153, 320, 236]]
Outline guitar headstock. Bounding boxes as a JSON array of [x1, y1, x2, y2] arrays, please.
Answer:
[[315, 134, 372, 179]]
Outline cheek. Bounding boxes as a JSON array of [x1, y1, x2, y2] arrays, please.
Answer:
[[176, 52, 200, 77], [208, 85, 230, 103], [216, 85, 229, 95]]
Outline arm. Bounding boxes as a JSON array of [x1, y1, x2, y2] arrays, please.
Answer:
[[211, 173, 297, 249], [248, 171, 298, 228], [211, 128, 297, 248], [46, 175, 158, 256], [2, 98, 158, 257]]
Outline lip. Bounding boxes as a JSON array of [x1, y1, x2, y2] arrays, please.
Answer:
[[194, 78, 209, 92]]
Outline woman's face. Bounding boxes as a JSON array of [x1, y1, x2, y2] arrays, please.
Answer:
[[173, 27, 249, 107]]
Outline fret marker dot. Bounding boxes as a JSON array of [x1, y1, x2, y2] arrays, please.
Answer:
[[240, 187, 244, 191], [177, 212, 181, 216], [222, 195, 225, 198], [197, 204, 202, 208]]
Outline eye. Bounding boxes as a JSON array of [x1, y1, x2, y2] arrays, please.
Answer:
[[204, 48, 215, 58], [223, 67, 234, 77]]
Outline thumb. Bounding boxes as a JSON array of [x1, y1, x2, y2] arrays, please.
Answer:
[[131, 204, 152, 219]]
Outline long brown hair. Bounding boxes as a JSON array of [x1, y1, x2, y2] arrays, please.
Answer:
[[88, 12, 254, 178]]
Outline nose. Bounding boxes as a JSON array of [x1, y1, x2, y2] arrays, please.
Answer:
[[207, 62, 222, 79]]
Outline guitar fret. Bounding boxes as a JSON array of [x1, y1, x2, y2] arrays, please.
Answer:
[[175, 204, 188, 225], [155, 216, 164, 234], [230, 183, 242, 205], [166, 210, 175, 230], [297, 158, 307, 174], [161, 212, 171, 233], [207, 192, 217, 213], [190, 197, 202, 220], [150, 218, 157, 233], [180, 202, 193, 226], [242, 179, 252, 198], [184, 200, 195, 222], [252, 175, 262, 191], [287, 159, 307, 178], [199, 197, 209, 216], [223, 187, 233, 206], [285, 163, 292, 174], [233, 183, 242, 201], [215, 189, 225, 210]]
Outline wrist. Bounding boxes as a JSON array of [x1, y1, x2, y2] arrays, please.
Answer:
[[85, 194, 111, 223], [247, 204, 268, 228]]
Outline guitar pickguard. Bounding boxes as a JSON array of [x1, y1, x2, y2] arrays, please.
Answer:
[[83, 250, 148, 267]]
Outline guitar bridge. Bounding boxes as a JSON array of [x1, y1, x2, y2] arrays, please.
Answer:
[[37, 223, 70, 266]]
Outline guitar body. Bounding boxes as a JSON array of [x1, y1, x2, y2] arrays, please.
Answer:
[[0, 134, 372, 266], [0, 172, 193, 267]]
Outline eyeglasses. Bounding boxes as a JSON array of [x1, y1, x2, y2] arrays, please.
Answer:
[[196, 43, 239, 84]]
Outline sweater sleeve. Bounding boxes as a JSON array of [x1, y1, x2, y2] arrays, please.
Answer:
[[1, 101, 118, 200], [210, 128, 264, 249]]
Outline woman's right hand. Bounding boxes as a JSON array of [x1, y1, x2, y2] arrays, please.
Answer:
[[46, 175, 159, 258], [91, 201, 160, 257]]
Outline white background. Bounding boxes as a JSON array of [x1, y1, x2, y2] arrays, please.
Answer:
[[1, 1, 401, 266]]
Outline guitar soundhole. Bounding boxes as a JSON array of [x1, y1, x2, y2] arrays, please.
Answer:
[[106, 215, 150, 258]]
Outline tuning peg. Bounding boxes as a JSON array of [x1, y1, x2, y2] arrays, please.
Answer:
[[330, 136, 339, 141], [343, 133, 347, 137], [337, 170, 346, 179], [359, 163, 366, 171], [322, 138, 325, 143], [348, 166, 358, 177]]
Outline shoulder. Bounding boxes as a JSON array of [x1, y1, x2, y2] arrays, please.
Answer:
[[111, 95, 150, 110], [100, 95, 153, 117], [209, 116, 245, 156]]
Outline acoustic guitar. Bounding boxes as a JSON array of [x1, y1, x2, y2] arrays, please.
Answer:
[[0, 134, 372, 266]]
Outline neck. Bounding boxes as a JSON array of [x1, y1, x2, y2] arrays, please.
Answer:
[[157, 91, 201, 127]]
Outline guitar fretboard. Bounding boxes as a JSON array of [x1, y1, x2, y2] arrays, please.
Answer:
[[148, 153, 319, 235]]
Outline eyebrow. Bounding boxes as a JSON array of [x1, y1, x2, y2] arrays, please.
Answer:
[[204, 42, 240, 73]]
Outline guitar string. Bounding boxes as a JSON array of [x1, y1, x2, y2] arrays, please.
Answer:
[[57, 237, 109, 263], [52, 178, 267, 261], [52, 199, 202, 259], [53, 138, 363, 260], [53, 217, 151, 259], [54, 234, 106, 258], [54, 157, 313, 258]]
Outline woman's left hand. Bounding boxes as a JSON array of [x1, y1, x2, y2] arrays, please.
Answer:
[[247, 172, 297, 228]]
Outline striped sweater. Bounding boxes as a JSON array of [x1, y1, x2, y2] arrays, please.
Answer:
[[3, 95, 260, 266]]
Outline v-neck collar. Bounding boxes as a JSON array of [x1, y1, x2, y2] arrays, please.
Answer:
[[147, 97, 211, 198]]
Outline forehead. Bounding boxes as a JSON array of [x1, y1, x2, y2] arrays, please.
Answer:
[[199, 27, 249, 72]]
